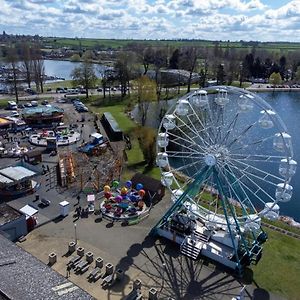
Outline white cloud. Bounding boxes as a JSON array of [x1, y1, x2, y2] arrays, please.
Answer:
[[0, 0, 299, 41]]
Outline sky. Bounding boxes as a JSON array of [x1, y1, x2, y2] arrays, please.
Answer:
[[0, 0, 300, 42]]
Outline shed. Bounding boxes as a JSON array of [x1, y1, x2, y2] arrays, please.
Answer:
[[24, 149, 43, 165], [131, 173, 165, 206], [0, 203, 27, 241], [101, 112, 123, 141], [0, 166, 35, 182]]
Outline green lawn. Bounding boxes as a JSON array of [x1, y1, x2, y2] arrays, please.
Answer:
[[252, 228, 300, 300]]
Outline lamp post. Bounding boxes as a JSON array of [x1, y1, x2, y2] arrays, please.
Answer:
[[74, 223, 77, 244]]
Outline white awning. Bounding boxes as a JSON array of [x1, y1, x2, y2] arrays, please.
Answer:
[[20, 204, 38, 216]]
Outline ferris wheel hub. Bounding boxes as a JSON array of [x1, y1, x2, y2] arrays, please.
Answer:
[[204, 154, 217, 166]]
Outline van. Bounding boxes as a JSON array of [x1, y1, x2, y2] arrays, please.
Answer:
[[7, 101, 17, 110]]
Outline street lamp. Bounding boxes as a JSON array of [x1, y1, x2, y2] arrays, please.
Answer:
[[74, 223, 77, 244]]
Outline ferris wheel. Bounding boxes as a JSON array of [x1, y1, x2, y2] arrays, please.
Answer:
[[154, 86, 296, 250]]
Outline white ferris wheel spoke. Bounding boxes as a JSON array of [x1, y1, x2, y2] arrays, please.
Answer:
[[219, 113, 240, 146], [175, 114, 211, 148], [166, 151, 204, 159], [222, 164, 262, 214], [188, 103, 215, 145], [225, 160, 277, 206], [169, 120, 209, 152], [216, 165, 258, 218], [229, 157, 283, 184], [230, 153, 286, 163], [226, 122, 257, 149]]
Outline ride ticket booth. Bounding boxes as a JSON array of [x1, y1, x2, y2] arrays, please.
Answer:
[[59, 200, 70, 217]]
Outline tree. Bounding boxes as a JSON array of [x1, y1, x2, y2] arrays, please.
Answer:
[[6, 45, 19, 103], [20, 42, 33, 88], [169, 49, 180, 69], [31, 45, 45, 93], [135, 126, 157, 167], [71, 59, 97, 98], [114, 52, 137, 98], [279, 55, 286, 80], [295, 66, 300, 82], [179, 47, 198, 93], [216, 64, 225, 85], [269, 72, 282, 86], [134, 76, 157, 126]]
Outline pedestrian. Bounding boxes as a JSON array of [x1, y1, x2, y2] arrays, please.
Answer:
[[47, 165, 50, 172]]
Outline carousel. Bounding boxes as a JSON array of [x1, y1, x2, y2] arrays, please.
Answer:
[[100, 180, 149, 220], [29, 129, 80, 147]]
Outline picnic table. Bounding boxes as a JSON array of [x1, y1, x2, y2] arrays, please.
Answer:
[[75, 260, 89, 272], [67, 255, 81, 267], [88, 267, 100, 279]]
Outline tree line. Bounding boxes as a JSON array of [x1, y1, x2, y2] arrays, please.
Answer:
[[4, 42, 45, 103]]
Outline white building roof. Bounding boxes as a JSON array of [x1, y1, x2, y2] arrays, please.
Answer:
[[0, 166, 36, 181], [0, 174, 13, 184], [91, 133, 103, 139], [20, 204, 38, 216]]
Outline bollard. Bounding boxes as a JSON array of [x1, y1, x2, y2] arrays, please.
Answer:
[[133, 279, 142, 290], [68, 241, 76, 253], [86, 251, 94, 263], [49, 252, 57, 265], [95, 257, 103, 268], [149, 288, 158, 300], [105, 263, 114, 275], [77, 246, 84, 257]]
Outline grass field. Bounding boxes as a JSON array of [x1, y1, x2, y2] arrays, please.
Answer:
[[42, 37, 300, 53], [252, 228, 300, 300]]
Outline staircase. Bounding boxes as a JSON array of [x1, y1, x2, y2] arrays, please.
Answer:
[[194, 230, 210, 243], [180, 231, 210, 260]]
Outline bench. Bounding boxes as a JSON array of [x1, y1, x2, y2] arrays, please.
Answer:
[[75, 260, 89, 272], [81, 265, 89, 274], [101, 273, 115, 288], [94, 272, 102, 282], [67, 255, 81, 267], [88, 267, 100, 279], [124, 289, 143, 300]]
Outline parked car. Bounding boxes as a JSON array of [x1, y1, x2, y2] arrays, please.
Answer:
[[97, 88, 103, 92], [25, 88, 36, 95], [41, 100, 49, 105], [10, 111, 20, 118], [17, 104, 25, 109], [24, 102, 32, 107]]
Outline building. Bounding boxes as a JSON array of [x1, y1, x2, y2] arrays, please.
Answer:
[[0, 117, 13, 133], [0, 203, 27, 241], [22, 106, 64, 127], [0, 166, 37, 199], [131, 173, 165, 206], [101, 112, 123, 141], [0, 233, 94, 300], [23, 149, 43, 165]]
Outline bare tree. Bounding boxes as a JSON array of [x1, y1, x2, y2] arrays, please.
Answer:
[[179, 46, 198, 93], [21, 42, 32, 88], [31, 45, 45, 93], [134, 75, 156, 126], [6, 45, 19, 103], [71, 58, 97, 98]]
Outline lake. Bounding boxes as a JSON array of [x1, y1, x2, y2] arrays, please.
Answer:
[[133, 91, 300, 221], [43, 59, 109, 80]]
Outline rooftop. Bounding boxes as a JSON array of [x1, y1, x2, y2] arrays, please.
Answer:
[[23, 106, 64, 117], [0, 233, 94, 300], [0, 166, 36, 182], [0, 204, 23, 227]]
